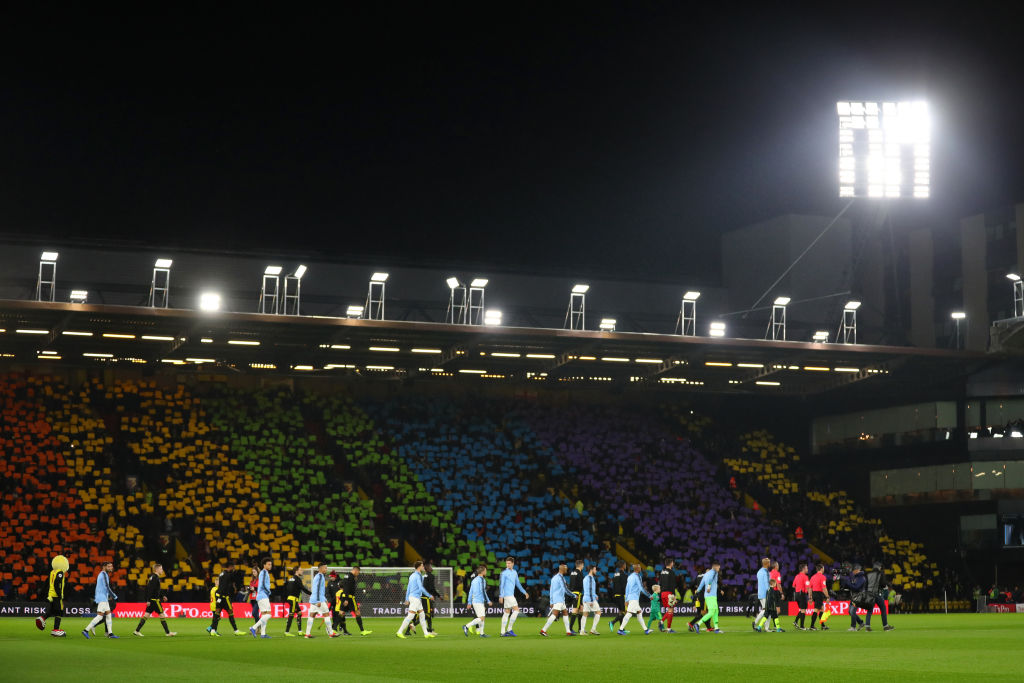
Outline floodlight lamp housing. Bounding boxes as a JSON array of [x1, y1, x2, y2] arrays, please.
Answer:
[[154, 258, 173, 268], [1008, 273, 1021, 282], [370, 272, 389, 283], [293, 265, 307, 279], [773, 296, 791, 306], [199, 292, 222, 311], [264, 265, 283, 276], [572, 284, 590, 294], [683, 291, 701, 301], [470, 278, 489, 288], [446, 277, 461, 289], [845, 301, 862, 310], [951, 311, 966, 320], [69, 290, 88, 302], [41, 251, 59, 262]]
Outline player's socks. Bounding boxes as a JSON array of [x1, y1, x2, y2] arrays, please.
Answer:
[[541, 613, 557, 632], [86, 614, 104, 632], [579, 614, 587, 632], [418, 612, 429, 637], [500, 613, 509, 634], [286, 614, 295, 633], [591, 614, 600, 631], [620, 613, 633, 631], [509, 611, 520, 630], [135, 617, 147, 633], [810, 613, 818, 629], [562, 615, 572, 633], [161, 619, 170, 634], [54, 617, 62, 630], [323, 615, 335, 635], [104, 613, 114, 635], [397, 612, 415, 636]]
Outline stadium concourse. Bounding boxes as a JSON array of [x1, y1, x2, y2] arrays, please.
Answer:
[[0, 367, 954, 612]]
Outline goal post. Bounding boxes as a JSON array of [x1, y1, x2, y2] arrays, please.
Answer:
[[312, 566, 455, 618]]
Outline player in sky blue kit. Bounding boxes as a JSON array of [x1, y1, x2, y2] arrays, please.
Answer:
[[249, 557, 274, 639], [305, 561, 338, 638], [617, 563, 652, 635], [540, 563, 577, 637], [696, 560, 723, 633], [498, 556, 529, 637], [463, 564, 493, 637], [82, 561, 119, 639], [396, 561, 435, 639], [580, 564, 602, 635]]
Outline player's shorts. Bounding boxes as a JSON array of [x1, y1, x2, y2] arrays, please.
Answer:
[[660, 591, 674, 610], [308, 603, 329, 617], [551, 602, 567, 612], [257, 598, 271, 614], [145, 599, 164, 616], [286, 597, 301, 615], [338, 595, 357, 612], [408, 597, 424, 612], [471, 602, 486, 618], [214, 595, 232, 613], [501, 597, 518, 609], [96, 601, 111, 613], [795, 593, 808, 610], [626, 599, 640, 613], [812, 592, 827, 609], [613, 595, 625, 612], [45, 598, 64, 618], [583, 600, 601, 612]]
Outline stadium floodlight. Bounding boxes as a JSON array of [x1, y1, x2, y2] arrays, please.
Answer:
[[813, 330, 829, 342], [677, 291, 701, 335], [69, 290, 88, 303], [199, 292, 221, 311], [838, 300, 861, 344], [709, 321, 726, 337], [1008, 274, 1024, 318], [566, 284, 587, 330], [845, 300, 862, 310], [483, 309, 503, 326], [36, 251, 59, 302], [468, 279, 488, 324], [366, 272, 388, 320], [767, 296, 789, 340], [346, 305, 364, 319], [282, 265, 306, 316], [260, 266, 282, 314], [599, 317, 616, 331], [150, 258, 172, 308], [836, 100, 930, 198], [951, 311, 966, 349], [446, 277, 467, 324]]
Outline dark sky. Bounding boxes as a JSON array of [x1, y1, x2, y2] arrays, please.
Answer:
[[2, 4, 1021, 282]]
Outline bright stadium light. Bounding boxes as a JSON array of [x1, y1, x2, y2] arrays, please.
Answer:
[[813, 330, 829, 342], [446, 277, 461, 289], [951, 311, 966, 349], [572, 284, 590, 294], [154, 258, 173, 268], [683, 291, 701, 301], [470, 278, 489, 288], [709, 321, 726, 337], [41, 251, 59, 262], [773, 296, 791, 306], [845, 300, 862, 310], [837, 100, 930, 199], [199, 292, 221, 312], [346, 305, 364, 319], [483, 309, 503, 326], [951, 311, 966, 320], [599, 317, 616, 331], [264, 265, 283, 276], [370, 272, 389, 283], [293, 264, 307, 279], [69, 290, 88, 303]]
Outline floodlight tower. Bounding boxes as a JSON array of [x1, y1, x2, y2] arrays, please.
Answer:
[[149, 258, 172, 308], [838, 300, 861, 344], [1008, 273, 1023, 318], [951, 311, 966, 350], [282, 265, 306, 315], [259, 266, 282, 314], [565, 284, 588, 330], [677, 291, 700, 336], [468, 278, 488, 325], [837, 100, 930, 199], [445, 277, 468, 324], [36, 251, 58, 302], [766, 297, 790, 340], [365, 272, 388, 320]]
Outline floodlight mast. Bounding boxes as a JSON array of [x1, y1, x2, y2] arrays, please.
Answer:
[[282, 265, 306, 316], [565, 284, 588, 330], [468, 278, 487, 325], [676, 291, 700, 336], [766, 296, 789, 341], [36, 251, 58, 302], [1009, 274, 1024, 318], [951, 311, 966, 350], [149, 258, 172, 308], [446, 277, 468, 324], [365, 272, 388, 320], [838, 300, 860, 344], [259, 266, 282, 314]]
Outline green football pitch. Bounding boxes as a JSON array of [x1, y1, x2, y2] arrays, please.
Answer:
[[1, 614, 1020, 681]]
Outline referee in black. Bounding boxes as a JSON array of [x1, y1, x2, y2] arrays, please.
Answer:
[[608, 560, 628, 631], [283, 567, 309, 636], [208, 561, 244, 636], [568, 559, 585, 633]]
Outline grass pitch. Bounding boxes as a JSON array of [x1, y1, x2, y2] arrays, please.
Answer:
[[1, 614, 1019, 681]]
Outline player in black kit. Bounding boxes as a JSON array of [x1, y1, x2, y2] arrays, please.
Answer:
[[607, 560, 628, 632], [568, 559, 585, 633], [336, 567, 372, 636], [422, 562, 443, 635], [283, 567, 309, 636], [133, 564, 176, 637], [208, 561, 245, 636]]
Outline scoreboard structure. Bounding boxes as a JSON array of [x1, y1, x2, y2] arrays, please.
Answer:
[[837, 101, 930, 199]]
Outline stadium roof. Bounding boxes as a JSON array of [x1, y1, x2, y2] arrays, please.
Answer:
[[0, 299, 991, 400]]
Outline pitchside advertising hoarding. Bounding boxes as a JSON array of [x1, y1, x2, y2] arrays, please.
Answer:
[[786, 600, 888, 616]]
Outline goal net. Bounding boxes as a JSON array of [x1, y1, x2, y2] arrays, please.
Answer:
[[313, 566, 455, 618]]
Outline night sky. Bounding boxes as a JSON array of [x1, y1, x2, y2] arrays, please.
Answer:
[[2, 4, 1021, 282]]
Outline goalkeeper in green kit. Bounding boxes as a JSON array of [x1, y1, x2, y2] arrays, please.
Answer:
[[645, 584, 663, 633]]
